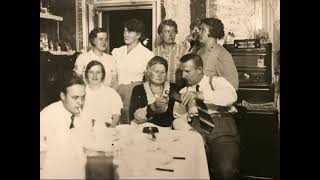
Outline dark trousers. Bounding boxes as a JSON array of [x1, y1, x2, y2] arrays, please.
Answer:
[[86, 156, 116, 179], [193, 114, 240, 180], [205, 135, 240, 180]]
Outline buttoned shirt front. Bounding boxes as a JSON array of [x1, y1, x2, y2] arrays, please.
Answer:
[[155, 43, 189, 83], [173, 75, 237, 125], [74, 50, 117, 87], [112, 43, 154, 84], [40, 101, 86, 179]]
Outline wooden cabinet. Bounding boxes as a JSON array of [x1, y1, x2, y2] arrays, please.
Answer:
[[224, 43, 274, 103], [234, 107, 279, 180], [40, 1, 79, 110], [40, 0, 77, 51], [224, 43, 279, 179], [40, 51, 79, 110]]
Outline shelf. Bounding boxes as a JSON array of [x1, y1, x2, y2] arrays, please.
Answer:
[[40, 50, 75, 56], [239, 83, 272, 89], [223, 43, 271, 55], [231, 53, 267, 56], [237, 66, 267, 69], [40, 12, 63, 21]]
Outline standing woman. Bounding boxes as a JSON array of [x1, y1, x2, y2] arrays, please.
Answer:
[[194, 18, 239, 90], [112, 18, 154, 123]]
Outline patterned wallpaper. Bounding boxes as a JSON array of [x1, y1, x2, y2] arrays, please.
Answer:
[[207, 0, 280, 46], [211, 0, 261, 40]]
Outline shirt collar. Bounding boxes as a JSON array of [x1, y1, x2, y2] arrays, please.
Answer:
[[186, 75, 208, 90], [126, 42, 143, 54], [89, 50, 105, 58], [159, 43, 177, 53], [59, 100, 74, 119], [143, 81, 170, 105]]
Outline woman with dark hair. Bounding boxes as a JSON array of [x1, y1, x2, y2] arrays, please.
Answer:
[[192, 18, 239, 90], [129, 56, 178, 128], [81, 60, 123, 129], [112, 18, 154, 124]]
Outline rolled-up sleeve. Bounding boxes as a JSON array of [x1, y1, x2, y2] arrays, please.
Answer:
[[202, 76, 237, 106]]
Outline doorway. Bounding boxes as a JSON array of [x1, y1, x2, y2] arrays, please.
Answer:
[[94, 0, 161, 53], [102, 9, 153, 53]]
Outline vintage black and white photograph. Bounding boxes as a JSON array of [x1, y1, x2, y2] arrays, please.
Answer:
[[40, 0, 280, 179]]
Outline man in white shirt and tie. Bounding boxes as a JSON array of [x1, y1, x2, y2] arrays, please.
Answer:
[[173, 53, 240, 180], [40, 75, 86, 179]]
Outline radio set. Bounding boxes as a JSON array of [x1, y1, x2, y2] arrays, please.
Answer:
[[234, 39, 260, 49], [224, 43, 273, 103], [225, 43, 279, 179]]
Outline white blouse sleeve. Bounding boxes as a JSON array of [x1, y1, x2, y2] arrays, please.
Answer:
[[202, 77, 237, 106], [74, 53, 87, 75]]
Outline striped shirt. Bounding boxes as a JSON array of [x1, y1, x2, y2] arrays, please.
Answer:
[[155, 43, 189, 83]]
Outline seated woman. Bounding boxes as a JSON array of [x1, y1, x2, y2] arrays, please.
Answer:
[[82, 60, 123, 129], [129, 56, 178, 128], [79, 61, 123, 178]]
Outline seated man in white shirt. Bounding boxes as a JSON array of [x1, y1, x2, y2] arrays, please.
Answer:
[[74, 27, 118, 89], [40, 74, 86, 179], [173, 53, 240, 180]]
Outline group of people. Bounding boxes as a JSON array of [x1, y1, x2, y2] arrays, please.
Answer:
[[40, 17, 240, 180]]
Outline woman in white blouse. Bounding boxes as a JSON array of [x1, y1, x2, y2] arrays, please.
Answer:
[[112, 18, 154, 124], [82, 60, 123, 129]]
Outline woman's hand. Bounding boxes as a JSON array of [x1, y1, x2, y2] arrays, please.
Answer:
[[111, 114, 121, 127], [133, 107, 148, 124], [152, 96, 169, 113]]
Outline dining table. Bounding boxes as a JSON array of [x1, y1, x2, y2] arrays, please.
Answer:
[[86, 122, 210, 180], [41, 122, 210, 179]]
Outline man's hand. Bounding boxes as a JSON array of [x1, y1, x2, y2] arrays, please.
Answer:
[[181, 91, 204, 106]]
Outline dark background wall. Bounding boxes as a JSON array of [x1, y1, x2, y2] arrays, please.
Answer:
[[41, 0, 77, 50], [190, 0, 206, 23], [102, 9, 153, 52], [55, 0, 77, 50]]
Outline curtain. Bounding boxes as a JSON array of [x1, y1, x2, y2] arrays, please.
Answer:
[[163, 0, 191, 44]]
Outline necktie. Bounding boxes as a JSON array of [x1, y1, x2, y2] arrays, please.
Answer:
[[195, 85, 208, 110], [188, 85, 206, 125], [69, 114, 75, 129]]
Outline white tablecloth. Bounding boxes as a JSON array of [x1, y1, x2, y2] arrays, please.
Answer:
[[41, 123, 210, 179], [113, 123, 210, 179]]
